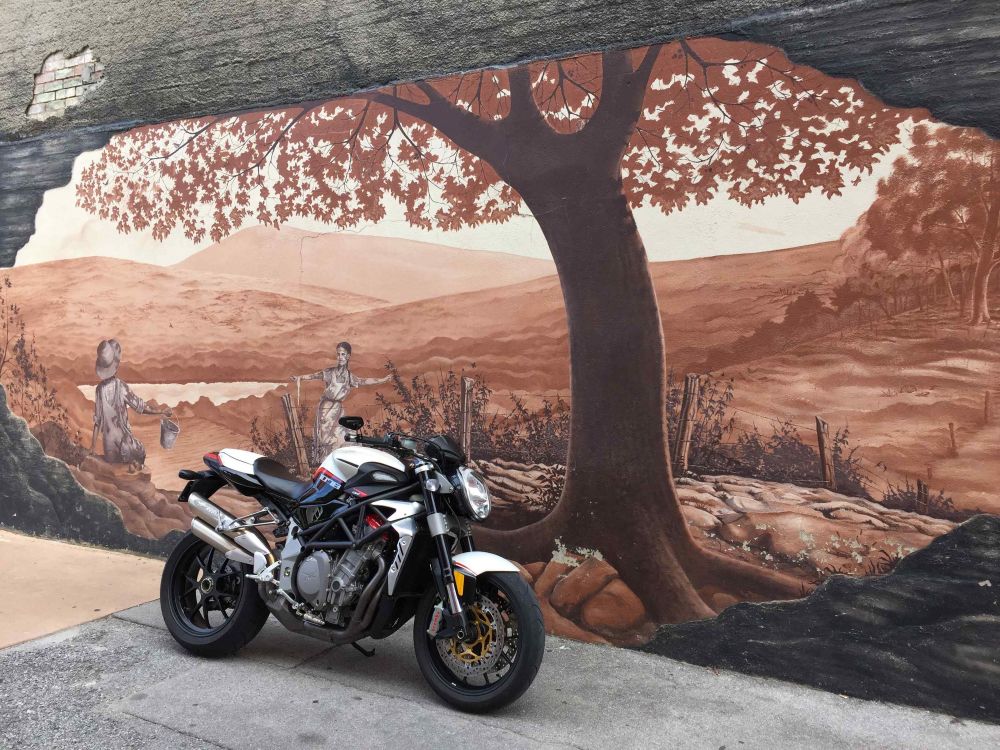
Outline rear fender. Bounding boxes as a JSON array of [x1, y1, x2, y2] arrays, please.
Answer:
[[178, 472, 225, 502]]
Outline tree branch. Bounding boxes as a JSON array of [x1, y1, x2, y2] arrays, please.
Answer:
[[583, 46, 659, 143], [363, 86, 502, 165], [365, 89, 437, 124], [924, 220, 979, 246], [505, 65, 548, 131], [634, 43, 663, 87], [228, 107, 313, 180], [415, 79, 454, 110], [149, 118, 220, 163]]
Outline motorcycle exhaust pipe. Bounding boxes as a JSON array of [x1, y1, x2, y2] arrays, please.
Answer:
[[191, 518, 254, 566], [188, 492, 274, 565]]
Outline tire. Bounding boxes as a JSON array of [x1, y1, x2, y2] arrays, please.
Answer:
[[160, 531, 270, 657], [413, 571, 545, 713]]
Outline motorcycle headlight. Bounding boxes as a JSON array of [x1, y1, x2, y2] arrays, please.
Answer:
[[456, 466, 491, 520]]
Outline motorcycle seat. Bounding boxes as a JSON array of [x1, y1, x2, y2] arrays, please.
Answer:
[[253, 457, 313, 502]]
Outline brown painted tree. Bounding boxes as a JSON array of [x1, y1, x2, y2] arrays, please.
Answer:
[[866, 124, 1000, 323], [78, 38, 908, 622]]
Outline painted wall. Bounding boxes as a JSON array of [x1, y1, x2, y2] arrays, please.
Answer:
[[2, 34, 999, 721]]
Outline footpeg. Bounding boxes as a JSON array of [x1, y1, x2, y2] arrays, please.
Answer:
[[302, 611, 326, 627], [351, 642, 375, 657]]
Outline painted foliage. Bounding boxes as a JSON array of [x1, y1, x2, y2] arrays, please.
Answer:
[[2, 36, 999, 718]]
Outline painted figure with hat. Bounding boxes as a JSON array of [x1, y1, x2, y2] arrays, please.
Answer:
[[90, 339, 172, 471]]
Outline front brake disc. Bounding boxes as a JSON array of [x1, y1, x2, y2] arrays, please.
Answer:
[[435, 595, 506, 677]]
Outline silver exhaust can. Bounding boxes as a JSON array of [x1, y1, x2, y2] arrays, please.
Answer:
[[188, 492, 274, 563]]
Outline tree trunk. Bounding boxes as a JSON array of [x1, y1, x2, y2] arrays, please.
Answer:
[[462, 49, 802, 624], [970, 205, 997, 324], [500, 170, 711, 621], [476, 166, 803, 623], [878, 296, 893, 319], [970, 259, 993, 324], [972, 145, 1000, 324], [959, 265, 969, 318]]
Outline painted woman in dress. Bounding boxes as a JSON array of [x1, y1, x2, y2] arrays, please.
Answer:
[[291, 341, 390, 463]]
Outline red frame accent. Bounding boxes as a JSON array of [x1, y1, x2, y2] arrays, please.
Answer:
[[365, 511, 390, 540]]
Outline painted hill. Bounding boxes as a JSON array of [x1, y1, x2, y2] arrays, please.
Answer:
[[5, 238, 846, 389], [176, 225, 557, 304], [707, 305, 1000, 513], [283, 239, 847, 393], [2, 255, 382, 383]]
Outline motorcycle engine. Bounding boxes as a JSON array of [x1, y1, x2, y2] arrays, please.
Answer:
[[294, 543, 383, 625]]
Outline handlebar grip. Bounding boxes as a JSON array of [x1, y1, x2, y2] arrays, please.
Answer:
[[355, 433, 394, 448]]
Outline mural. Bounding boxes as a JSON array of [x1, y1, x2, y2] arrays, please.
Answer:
[[2, 36, 998, 719]]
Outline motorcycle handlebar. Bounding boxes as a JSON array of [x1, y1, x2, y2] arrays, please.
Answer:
[[351, 432, 396, 449]]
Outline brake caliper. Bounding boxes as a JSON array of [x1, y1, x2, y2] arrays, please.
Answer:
[[426, 602, 446, 638]]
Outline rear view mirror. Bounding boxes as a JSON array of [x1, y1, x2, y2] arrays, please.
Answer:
[[339, 416, 365, 431]]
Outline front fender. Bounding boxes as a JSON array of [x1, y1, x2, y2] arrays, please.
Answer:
[[452, 551, 520, 577]]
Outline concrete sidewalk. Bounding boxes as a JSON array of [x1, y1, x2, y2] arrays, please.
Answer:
[[1, 601, 998, 749], [0, 529, 163, 648]]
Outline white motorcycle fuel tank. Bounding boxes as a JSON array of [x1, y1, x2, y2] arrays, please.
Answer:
[[316, 445, 407, 489]]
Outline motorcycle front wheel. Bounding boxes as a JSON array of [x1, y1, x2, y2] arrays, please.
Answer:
[[413, 571, 545, 713]]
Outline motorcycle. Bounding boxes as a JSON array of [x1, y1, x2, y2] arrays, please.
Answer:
[[159, 415, 545, 712]]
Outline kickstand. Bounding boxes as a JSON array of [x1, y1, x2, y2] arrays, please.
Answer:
[[351, 641, 375, 658]]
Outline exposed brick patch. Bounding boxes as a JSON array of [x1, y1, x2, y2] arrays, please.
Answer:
[[26, 48, 105, 121]]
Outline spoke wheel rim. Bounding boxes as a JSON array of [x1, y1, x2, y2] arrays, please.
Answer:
[[171, 542, 244, 635]]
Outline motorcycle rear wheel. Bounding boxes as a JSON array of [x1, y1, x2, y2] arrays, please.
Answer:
[[413, 571, 545, 713], [160, 531, 269, 657]]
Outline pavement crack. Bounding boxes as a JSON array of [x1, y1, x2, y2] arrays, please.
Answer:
[[302, 669, 582, 749], [110, 614, 165, 631], [122, 709, 238, 750], [476, 718, 588, 750]]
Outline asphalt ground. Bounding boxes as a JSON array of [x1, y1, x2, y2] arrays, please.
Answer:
[[1, 600, 998, 749]]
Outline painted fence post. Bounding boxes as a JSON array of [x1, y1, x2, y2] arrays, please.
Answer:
[[815, 416, 837, 491], [916, 479, 930, 515], [672, 373, 700, 474], [281, 392, 310, 477], [460, 376, 475, 459], [948, 422, 958, 457]]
